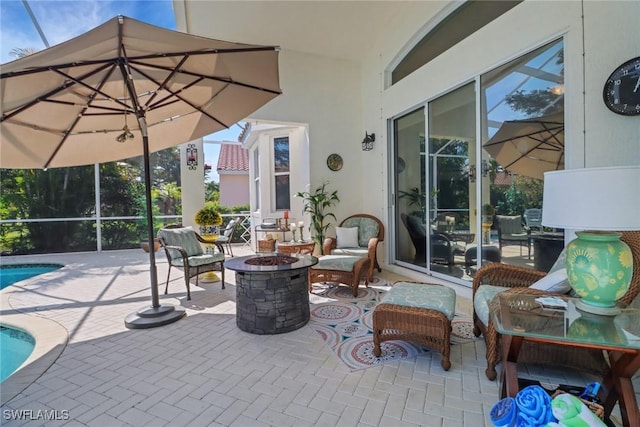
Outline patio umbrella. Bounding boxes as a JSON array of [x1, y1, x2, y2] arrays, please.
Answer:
[[483, 112, 564, 180], [0, 16, 281, 328]]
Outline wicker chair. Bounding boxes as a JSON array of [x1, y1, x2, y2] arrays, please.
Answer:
[[323, 214, 384, 281], [472, 231, 640, 380]]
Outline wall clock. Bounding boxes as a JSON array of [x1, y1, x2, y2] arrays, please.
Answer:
[[602, 56, 640, 116], [326, 153, 343, 171]]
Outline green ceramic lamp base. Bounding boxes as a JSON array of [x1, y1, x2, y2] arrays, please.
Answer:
[[575, 299, 621, 316], [567, 231, 633, 316]]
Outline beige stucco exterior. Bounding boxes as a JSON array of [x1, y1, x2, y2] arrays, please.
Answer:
[[174, 0, 640, 279]]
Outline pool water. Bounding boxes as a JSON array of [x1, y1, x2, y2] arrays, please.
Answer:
[[0, 263, 63, 290], [0, 325, 35, 382]]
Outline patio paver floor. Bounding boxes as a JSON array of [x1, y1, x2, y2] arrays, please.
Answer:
[[1, 247, 636, 426]]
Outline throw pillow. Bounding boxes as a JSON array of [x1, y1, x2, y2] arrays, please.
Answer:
[[336, 227, 359, 248], [529, 268, 572, 294]]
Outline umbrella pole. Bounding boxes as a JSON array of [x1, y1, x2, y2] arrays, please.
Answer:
[[125, 117, 186, 329]]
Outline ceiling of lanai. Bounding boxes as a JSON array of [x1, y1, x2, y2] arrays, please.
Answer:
[[174, 1, 443, 63]]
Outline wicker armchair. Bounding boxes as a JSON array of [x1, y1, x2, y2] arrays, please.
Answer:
[[472, 231, 640, 380], [323, 214, 384, 281]]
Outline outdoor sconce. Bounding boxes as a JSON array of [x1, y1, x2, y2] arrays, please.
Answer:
[[468, 164, 476, 182], [186, 143, 198, 170], [482, 159, 490, 177], [361, 132, 375, 151]]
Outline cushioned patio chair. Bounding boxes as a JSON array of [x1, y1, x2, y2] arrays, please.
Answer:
[[472, 230, 640, 381], [157, 226, 226, 300], [496, 214, 530, 257], [323, 214, 384, 281], [400, 213, 463, 271]]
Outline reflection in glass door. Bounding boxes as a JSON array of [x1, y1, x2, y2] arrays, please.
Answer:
[[394, 108, 427, 269], [427, 82, 477, 282]]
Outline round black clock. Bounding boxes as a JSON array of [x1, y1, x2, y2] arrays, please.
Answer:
[[603, 56, 640, 116]]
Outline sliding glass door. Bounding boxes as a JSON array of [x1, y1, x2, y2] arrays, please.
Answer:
[[427, 82, 477, 281], [394, 108, 426, 268]]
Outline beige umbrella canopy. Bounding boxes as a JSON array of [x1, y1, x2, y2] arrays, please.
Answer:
[[1, 16, 281, 169], [1, 15, 281, 328], [483, 112, 564, 180]]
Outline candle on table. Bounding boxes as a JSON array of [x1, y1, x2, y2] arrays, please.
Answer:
[[284, 211, 289, 219]]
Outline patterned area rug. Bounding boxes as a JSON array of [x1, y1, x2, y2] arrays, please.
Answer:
[[309, 278, 476, 371]]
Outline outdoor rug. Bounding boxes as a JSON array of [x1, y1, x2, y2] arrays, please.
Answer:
[[309, 278, 476, 371]]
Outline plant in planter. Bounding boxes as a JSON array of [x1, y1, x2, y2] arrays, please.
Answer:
[[195, 202, 223, 235], [295, 181, 339, 254]]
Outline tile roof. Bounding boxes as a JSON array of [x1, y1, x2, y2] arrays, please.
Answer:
[[217, 143, 249, 173], [493, 171, 514, 186]]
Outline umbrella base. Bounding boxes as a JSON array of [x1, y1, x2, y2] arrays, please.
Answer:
[[125, 304, 186, 329]]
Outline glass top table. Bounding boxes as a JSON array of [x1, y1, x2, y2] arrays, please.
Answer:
[[492, 292, 640, 427], [493, 293, 640, 351]]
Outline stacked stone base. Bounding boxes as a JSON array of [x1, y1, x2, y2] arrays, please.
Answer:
[[235, 269, 310, 334]]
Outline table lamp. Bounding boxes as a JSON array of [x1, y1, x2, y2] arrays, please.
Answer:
[[542, 166, 640, 315]]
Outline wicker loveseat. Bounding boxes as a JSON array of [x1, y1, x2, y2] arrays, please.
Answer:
[[323, 214, 384, 281], [472, 231, 640, 381]]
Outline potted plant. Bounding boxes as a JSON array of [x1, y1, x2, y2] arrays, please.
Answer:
[[295, 181, 339, 254], [195, 202, 223, 235]]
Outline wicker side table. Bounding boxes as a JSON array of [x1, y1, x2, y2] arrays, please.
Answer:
[[277, 241, 316, 255], [373, 282, 456, 370]]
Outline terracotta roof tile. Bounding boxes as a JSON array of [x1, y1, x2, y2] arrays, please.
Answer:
[[217, 144, 249, 173], [493, 171, 514, 186]]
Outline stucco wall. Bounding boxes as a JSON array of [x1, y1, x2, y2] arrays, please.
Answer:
[[219, 174, 249, 208], [176, 0, 639, 268]]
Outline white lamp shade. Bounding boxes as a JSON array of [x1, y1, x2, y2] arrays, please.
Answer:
[[542, 166, 640, 230]]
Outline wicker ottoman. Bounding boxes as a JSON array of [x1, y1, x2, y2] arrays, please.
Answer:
[[308, 255, 371, 296], [373, 282, 456, 370]]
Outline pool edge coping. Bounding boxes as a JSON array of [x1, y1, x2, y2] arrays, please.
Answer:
[[1, 286, 69, 407]]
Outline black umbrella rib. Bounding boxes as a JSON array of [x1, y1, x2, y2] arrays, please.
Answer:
[[128, 59, 282, 95], [129, 64, 229, 128], [44, 65, 118, 169], [0, 47, 278, 79], [1, 62, 116, 122], [143, 55, 189, 109], [124, 46, 279, 61]]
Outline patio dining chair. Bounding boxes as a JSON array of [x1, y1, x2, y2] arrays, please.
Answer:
[[496, 214, 530, 258], [157, 226, 225, 300], [216, 217, 240, 256]]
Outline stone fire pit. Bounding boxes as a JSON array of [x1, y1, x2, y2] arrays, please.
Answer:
[[225, 253, 318, 334]]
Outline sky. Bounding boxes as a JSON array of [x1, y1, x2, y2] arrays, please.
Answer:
[[0, 0, 242, 182]]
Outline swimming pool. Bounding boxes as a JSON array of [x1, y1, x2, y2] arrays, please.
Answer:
[[0, 325, 35, 382], [0, 263, 63, 290]]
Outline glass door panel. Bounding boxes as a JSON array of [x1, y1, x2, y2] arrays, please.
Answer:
[[480, 38, 564, 272], [394, 108, 426, 268], [427, 82, 476, 282]]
